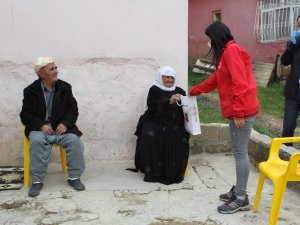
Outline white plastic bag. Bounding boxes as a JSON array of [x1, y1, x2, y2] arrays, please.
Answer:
[[180, 96, 201, 135]]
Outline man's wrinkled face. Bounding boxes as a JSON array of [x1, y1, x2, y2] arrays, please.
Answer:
[[38, 63, 58, 83]]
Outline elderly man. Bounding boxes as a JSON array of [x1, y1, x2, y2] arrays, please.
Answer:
[[20, 57, 85, 197]]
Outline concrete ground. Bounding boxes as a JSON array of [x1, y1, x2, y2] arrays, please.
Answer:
[[0, 152, 299, 225]]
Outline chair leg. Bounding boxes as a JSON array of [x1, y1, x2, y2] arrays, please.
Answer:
[[184, 161, 189, 177], [60, 147, 67, 173], [253, 172, 265, 212], [23, 137, 30, 188], [269, 182, 287, 225]]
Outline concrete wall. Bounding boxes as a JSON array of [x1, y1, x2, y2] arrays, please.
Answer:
[[0, 0, 188, 166], [188, 0, 287, 64]]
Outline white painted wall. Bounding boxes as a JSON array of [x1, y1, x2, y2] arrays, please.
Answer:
[[0, 0, 188, 165]]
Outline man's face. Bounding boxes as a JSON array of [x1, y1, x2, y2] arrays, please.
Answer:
[[297, 18, 300, 30], [39, 63, 58, 83]]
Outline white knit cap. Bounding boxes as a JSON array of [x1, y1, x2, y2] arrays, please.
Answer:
[[34, 57, 54, 74]]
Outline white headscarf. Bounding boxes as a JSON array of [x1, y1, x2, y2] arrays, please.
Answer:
[[34, 57, 55, 74], [144, 66, 177, 111], [152, 66, 176, 91]]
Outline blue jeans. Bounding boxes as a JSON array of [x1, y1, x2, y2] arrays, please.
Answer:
[[229, 117, 255, 197], [29, 131, 85, 183]]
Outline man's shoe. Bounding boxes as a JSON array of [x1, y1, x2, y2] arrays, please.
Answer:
[[219, 185, 235, 202], [28, 183, 43, 197], [67, 179, 85, 191], [217, 195, 250, 214]]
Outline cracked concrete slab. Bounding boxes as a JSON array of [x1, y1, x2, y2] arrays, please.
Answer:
[[0, 153, 299, 225]]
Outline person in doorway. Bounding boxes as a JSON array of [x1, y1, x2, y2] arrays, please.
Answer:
[[132, 66, 190, 185], [281, 15, 300, 144], [20, 57, 85, 197], [189, 21, 259, 214]]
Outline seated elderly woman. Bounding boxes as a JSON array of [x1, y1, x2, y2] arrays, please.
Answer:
[[133, 66, 190, 185]]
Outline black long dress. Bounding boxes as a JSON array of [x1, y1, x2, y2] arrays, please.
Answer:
[[134, 85, 190, 185]]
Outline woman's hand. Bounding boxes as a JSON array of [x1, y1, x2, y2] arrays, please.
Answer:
[[234, 118, 245, 128], [169, 94, 181, 104]]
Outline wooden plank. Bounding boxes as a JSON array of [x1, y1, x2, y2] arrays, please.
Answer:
[[192, 58, 274, 87], [192, 58, 215, 74], [193, 64, 215, 73], [252, 62, 274, 87]]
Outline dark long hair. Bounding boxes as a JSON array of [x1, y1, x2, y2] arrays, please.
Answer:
[[205, 21, 234, 65]]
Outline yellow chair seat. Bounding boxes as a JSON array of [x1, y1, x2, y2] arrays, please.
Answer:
[[259, 161, 288, 179]]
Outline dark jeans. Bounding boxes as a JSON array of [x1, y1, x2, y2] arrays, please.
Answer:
[[282, 88, 300, 146]]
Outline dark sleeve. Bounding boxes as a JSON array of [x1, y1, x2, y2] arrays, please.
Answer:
[[146, 86, 170, 113], [281, 42, 294, 66], [60, 86, 79, 128], [176, 87, 187, 96], [19, 88, 47, 131]]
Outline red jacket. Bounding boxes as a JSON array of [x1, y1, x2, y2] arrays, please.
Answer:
[[190, 40, 259, 119]]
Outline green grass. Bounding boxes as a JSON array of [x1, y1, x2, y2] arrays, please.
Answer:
[[257, 83, 285, 118], [197, 96, 227, 123], [188, 70, 286, 119], [189, 70, 211, 87], [188, 70, 226, 123]]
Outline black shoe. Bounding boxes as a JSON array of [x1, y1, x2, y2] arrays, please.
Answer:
[[28, 183, 43, 197], [219, 185, 235, 202], [143, 176, 157, 183], [217, 195, 250, 214], [67, 179, 85, 191]]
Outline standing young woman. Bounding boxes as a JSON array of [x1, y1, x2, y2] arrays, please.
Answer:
[[190, 21, 259, 214]]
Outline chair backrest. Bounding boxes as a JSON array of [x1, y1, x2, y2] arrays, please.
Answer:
[[267, 137, 300, 161], [265, 137, 300, 182], [267, 138, 283, 162], [286, 152, 300, 181]]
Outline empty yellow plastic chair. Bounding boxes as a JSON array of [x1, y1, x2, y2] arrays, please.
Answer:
[[253, 137, 300, 225], [23, 129, 67, 188]]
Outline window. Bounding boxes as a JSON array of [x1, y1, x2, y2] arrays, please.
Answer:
[[213, 11, 221, 21], [254, 0, 300, 42]]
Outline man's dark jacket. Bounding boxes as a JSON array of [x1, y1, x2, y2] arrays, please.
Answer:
[[281, 39, 300, 99], [20, 79, 82, 138]]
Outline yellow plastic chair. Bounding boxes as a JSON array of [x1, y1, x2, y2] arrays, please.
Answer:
[[23, 129, 67, 188], [253, 137, 300, 225]]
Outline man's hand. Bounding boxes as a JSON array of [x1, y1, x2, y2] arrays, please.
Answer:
[[40, 124, 54, 135], [290, 30, 300, 44], [55, 123, 67, 135], [234, 118, 245, 128]]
